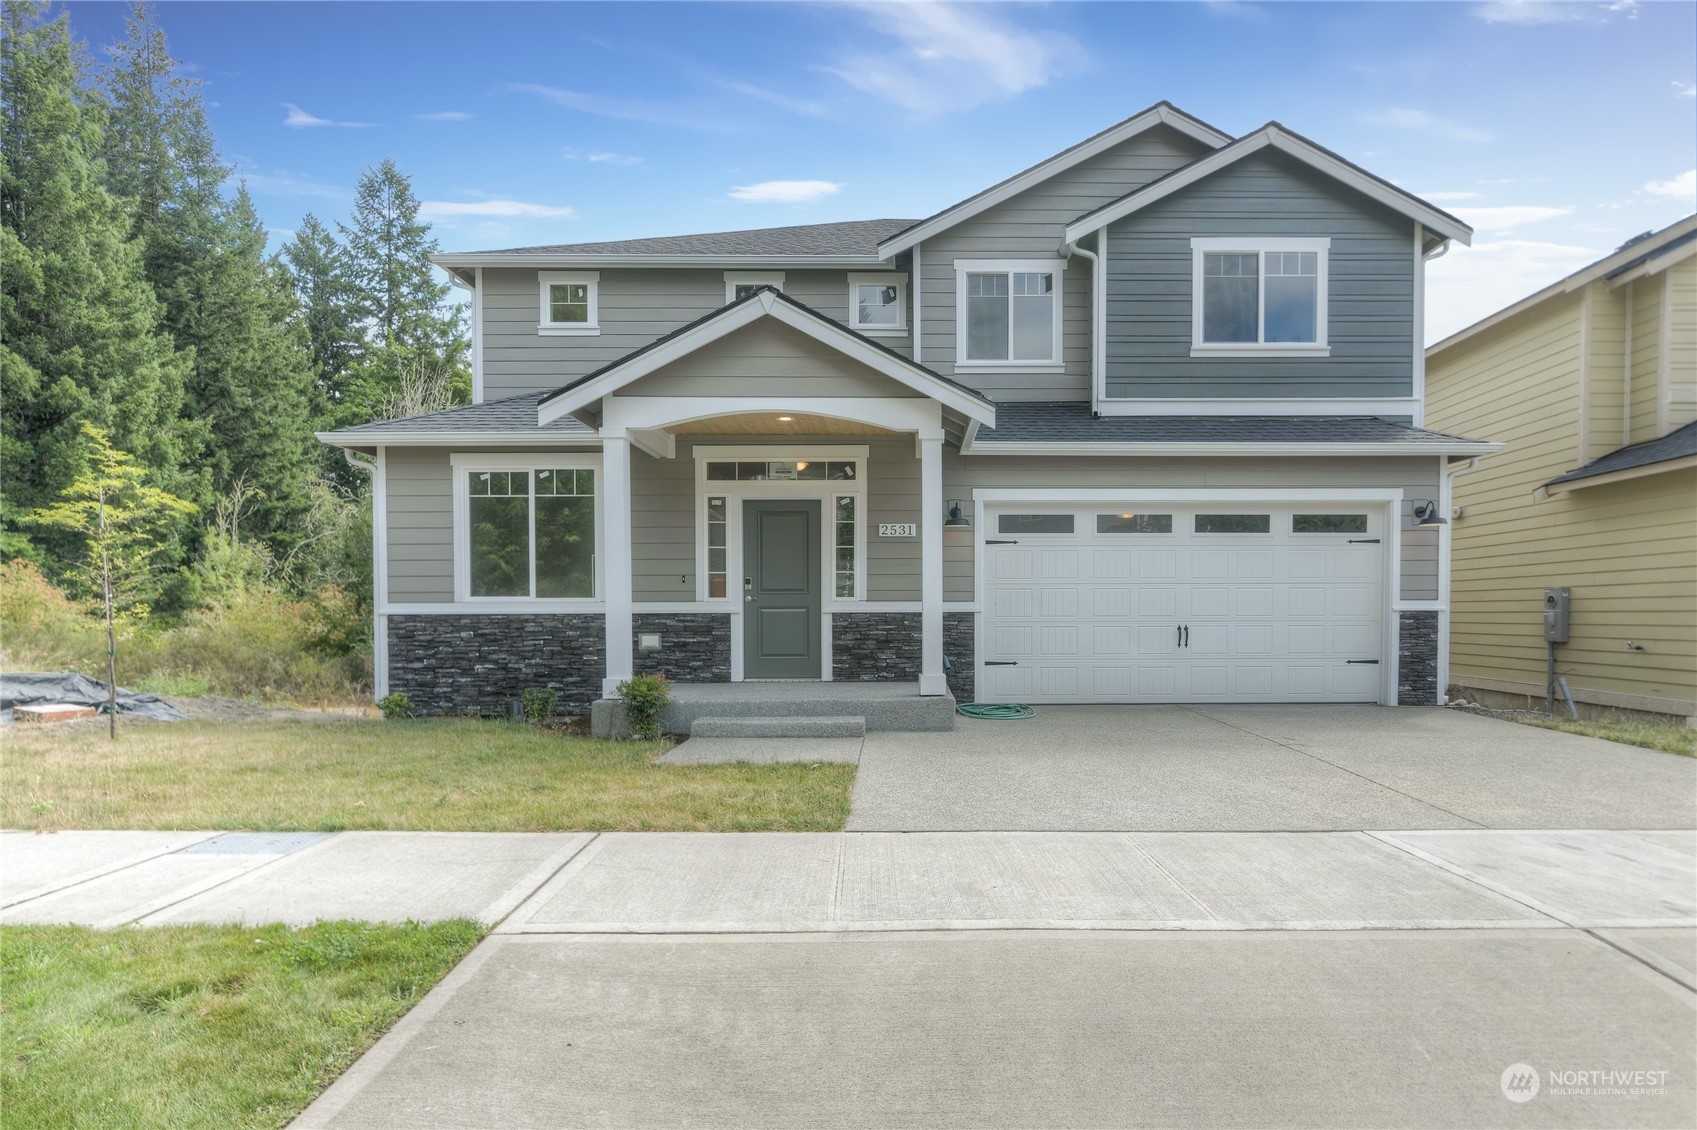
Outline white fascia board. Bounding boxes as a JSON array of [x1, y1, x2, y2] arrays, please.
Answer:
[[1429, 215, 1697, 355], [877, 105, 1233, 260], [1606, 235, 1697, 289], [973, 487, 1405, 502], [432, 253, 882, 270], [1095, 396, 1422, 417], [1543, 454, 1697, 494], [316, 430, 601, 448], [1063, 127, 1474, 247], [537, 290, 995, 427], [960, 441, 1503, 458]]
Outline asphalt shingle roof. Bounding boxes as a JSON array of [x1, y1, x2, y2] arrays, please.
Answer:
[[1545, 420, 1697, 487], [974, 402, 1490, 446], [471, 219, 918, 259], [324, 392, 594, 438]]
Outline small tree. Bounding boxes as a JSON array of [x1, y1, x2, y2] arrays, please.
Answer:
[[29, 423, 196, 738]]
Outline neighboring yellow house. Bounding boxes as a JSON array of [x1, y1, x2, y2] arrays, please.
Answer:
[[1426, 215, 1697, 724]]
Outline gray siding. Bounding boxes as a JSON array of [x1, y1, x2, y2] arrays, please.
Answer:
[[1103, 150, 1415, 399], [938, 453, 1441, 602], [918, 124, 1211, 402], [386, 447, 454, 603], [481, 267, 910, 401], [622, 319, 920, 399]]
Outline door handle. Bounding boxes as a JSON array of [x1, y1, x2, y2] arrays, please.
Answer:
[[745, 594, 755, 603], [1177, 625, 1182, 649], [1183, 625, 1190, 648]]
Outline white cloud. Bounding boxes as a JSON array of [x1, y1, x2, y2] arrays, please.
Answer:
[[419, 199, 578, 220], [1450, 204, 1574, 231], [504, 82, 731, 131], [1642, 169, 1697, 203], [281, 102, 374, 129], [564, 149, 644, 167], [1471, 1, 1587, 25], [1417, 191, 1484, 202], [728, 180, 843, 205], [1425, 239, 1601, 344], [825, 2, 1085, 116], [229, 162, 344, 198], [1361, 107, 1493, 143], [414, 110, 473, 122], [723, 80, 827, 117], [1674, 81, 1697, 98]]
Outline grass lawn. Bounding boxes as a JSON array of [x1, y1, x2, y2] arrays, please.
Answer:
[[1515, 715, 1696, 757], [3, 719, 855, 832], [1, 920, 483, 1130]]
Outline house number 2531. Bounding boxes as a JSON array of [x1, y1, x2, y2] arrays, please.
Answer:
[[878, 523, 917, 538]]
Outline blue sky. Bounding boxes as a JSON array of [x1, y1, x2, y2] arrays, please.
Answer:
[[62, 0, 1696, 341]]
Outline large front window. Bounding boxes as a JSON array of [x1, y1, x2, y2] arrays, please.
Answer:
[[1191, 238, 1329, 352], [957, 260, 1062, 364], [462, 463, 597, 599]]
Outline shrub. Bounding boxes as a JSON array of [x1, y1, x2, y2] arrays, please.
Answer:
[[134, 669, 213, 698], [520, 687, 558, 725], [377, 692, 414, 720], [615, 673, 672, 740]]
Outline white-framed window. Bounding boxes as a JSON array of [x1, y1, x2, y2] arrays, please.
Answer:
[[693, 446, 867, 604], [538, 271, 600, 335], [725, 272, 784, 303], [953, 258, 1064, 368], [1190, 237, 1329, 356], [451, 453, 603, 602], [846, 273, 907, 335]]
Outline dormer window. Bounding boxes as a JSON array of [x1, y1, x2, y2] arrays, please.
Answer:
[[538, 271, 599, 335], [1190, 238, 1329, 356]]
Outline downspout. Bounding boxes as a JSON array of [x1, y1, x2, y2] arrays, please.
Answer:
[[1063, 234, 1104, 415], [1437, 455, 1482, 705]]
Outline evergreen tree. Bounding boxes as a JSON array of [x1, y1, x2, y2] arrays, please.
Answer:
[[338, 158, 467, 418], [280, 213, 362, 404], [0, 1, 196, 570]]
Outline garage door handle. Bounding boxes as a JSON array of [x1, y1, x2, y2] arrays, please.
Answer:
[[984, 660, 1018, 666], [985, 539, 1019, 545], [1348, 539, 1381, 544], [1346, 659, 1380, 664]]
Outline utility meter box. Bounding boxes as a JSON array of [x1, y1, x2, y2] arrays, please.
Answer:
[[1543, 587, 1571, 644]]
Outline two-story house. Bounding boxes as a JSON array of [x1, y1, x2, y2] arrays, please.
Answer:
[[1426, 216, 1696, 724], [320, 101, 1497, 731]]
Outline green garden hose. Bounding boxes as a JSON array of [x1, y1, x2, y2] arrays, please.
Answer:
[[956, 702, 1035, 720]]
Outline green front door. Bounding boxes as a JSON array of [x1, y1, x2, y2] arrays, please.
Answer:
[[742, 499, 821, 679]]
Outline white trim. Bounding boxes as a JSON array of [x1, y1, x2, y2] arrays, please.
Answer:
[[1607, 236, 1697, 289], [1411, 224, 1424, 427], [846, 272, 908, 335], [1092, 395, 1425, 418], [448, 452, 605, 606], [538, 270, 600, 334], [1429, 215, 1697, 355], [879, 103, 1233, 258], [372, 448, 388, 699], [602, 437, 633, 696], [1063, 124, 1473, 247], [1622, 284, 1635, 448], [973, 488, 1404, 502], [724, 271, 784, 303], [538, 289, 994, 427], [1577, 283, 1593, 465], [317, 430, 600, 449], [911, 244, 923, 364], [471, 266, 485, 403], [953, 257, 1065, 367], [1189, 237, 1330, 354], [438, 253, 884, 269], [384, 601, 610, 615], [919, 436, 946, 696], [605, 395, 946, 439], [961, 439, 1502, 458], [691, 444, 870, 460]]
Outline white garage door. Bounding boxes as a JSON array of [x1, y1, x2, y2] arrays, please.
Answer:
[[980, 505, 1385, 704]]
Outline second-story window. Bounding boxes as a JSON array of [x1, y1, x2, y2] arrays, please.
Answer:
[[538, 271, 599, 335], [955, 259, 1063, 365], [725, 272, 784, 303], [847, 273, 907, 335], [1190, 238, 1330, 354]]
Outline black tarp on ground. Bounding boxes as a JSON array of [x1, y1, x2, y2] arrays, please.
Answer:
[[0, 672, 186, 722]]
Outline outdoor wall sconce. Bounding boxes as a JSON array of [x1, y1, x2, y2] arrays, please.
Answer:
[[1412, 500, 1447, 527], [944, 499, 971, 527]]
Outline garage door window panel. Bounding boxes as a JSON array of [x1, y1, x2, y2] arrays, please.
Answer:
[[997, 514, 1075, 535], [1096, 513, 1173, 534], [1292, 513, 1369, 534], [1194, 514, 1272, 534]]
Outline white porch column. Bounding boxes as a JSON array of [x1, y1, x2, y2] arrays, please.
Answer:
[[919, 435, 947, 696], [602, 434, 634, 698]]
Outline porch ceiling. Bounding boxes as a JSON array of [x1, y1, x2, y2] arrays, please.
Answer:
[[667, 412, 905, 437]]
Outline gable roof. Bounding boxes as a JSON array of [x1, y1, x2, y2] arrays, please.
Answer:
[[875, 101, 1234, 259], [1544, 420, 1697, 491], [1429, 213, 1697, 356], [536, 287, 995, 428], [1062, 122, 1473, 247], [316, 391, 597, 448], [434, 219, 916, 270]]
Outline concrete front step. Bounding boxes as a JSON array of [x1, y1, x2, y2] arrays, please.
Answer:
[[691, 716, 865, 739], [590, 681, 955, 738]]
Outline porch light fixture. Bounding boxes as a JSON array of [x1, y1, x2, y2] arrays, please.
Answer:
[[1412, 500, 1447, 527], [944, 500, 971, 527], [776, 415, 794, 422]]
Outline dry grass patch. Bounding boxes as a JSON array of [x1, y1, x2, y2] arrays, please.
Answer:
[[3, 719, 855, 832], [1519, 716, 1696, 757], [1, 920, 483, 1130]]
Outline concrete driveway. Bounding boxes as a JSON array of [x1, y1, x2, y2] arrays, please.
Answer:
[[848, 705, 1697, 831]]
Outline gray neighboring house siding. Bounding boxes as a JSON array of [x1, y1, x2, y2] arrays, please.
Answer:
[[481, 267, 911, 401], [1102, 149, 1416, 400], [917, 124, 1211, 402]]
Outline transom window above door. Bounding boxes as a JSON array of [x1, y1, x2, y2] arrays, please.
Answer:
[[704, 459, 857, 482], [956, 259, 1064, 366], [1190, 238, 1329, 355]]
